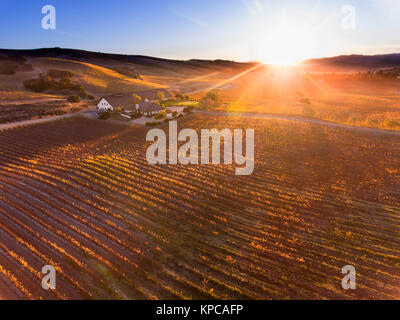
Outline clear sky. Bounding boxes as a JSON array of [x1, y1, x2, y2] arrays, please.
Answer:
[[0, 0, 399, 64]]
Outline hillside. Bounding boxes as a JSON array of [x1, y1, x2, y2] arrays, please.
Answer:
[[302, 53, 400, 71], [0, 48, 255, 77], [0, 48, 256, 102]]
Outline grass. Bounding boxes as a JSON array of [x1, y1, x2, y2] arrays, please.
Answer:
[[190, 66, 400, 130], [0, 90, 59, 102], [32, 58, 165, 95], [162, 99, 199, 108]]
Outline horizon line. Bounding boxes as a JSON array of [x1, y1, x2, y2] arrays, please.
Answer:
[[1, 46, 400, 64]]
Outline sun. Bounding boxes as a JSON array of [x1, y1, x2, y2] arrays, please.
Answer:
[[247, 10, 318, 66], [263, 27, 315, 65], [258, 26, 316, 66]]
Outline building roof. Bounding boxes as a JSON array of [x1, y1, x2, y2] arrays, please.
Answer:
[[101, 88, 171, 107], [125, 101, 162, 113], [101, 93, 135, 108]]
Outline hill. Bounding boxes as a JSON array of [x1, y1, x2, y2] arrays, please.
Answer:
[[302, 53, 400, 71], [0, 47, 255, 77], [0, 48, 257, 102]]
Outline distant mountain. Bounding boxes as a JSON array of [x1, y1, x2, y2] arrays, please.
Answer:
[[302, 53, 400, 71]]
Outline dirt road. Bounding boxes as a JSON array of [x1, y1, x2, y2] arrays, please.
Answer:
[[195, 110, 400, 137], [0, 108, 99, 131], [0, 114, 76, 131], [2, 107, 399, 138]]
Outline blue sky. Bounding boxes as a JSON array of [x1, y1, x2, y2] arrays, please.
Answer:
[[0, 0, 399, 62]]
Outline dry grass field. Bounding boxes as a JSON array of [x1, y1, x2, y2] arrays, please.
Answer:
[[0, 52, 252, 107], [0, 115, 399, 299], [192, 65, 400, 130], [0, 57, 164, 98]]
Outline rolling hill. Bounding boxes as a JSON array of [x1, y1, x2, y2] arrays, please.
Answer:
[[302, 53, 400, 71], [0, 47, 257, 102]]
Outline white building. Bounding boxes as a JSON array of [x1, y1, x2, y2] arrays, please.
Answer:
[[97, 98, 114, 111], [97, 93, 162, 115]]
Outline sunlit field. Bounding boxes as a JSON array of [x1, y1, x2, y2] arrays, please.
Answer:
[[192, 65, 400, 130], [0, 115, 399, 299]]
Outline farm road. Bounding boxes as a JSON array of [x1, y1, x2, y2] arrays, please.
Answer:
[[194, 110, 400, 137]]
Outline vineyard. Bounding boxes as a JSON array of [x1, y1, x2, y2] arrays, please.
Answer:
[[0, 115, 399, 299]]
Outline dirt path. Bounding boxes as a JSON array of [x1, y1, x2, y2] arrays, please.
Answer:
[[0, 108, 101, 131], [0, 114, 76, 131], [194, 110, 400, 137], [0, 97, 64, 106], [3, 106, 400, 138]]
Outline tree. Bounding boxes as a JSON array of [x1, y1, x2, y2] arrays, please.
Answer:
[[131, 93, 142, 105], [157, 91, 165, 101], [68, 95, 80, 103], [99, 111, 110, 120], [167, 90, 175, 100], [204, 91, 219, 102], [199, 91, 222, 110]]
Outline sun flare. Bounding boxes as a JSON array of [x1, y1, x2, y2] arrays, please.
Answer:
[[260, 26, 316, 66], [247, 10, 318, 66]]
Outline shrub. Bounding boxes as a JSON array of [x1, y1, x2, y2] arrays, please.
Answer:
[[112, 67, 142, 79], [47, 69, 74, 79], [70, 107, 83, 113], [184, 106, 194, 112], [131, 94, 142, 105], [384, 119, 400, 128], [367, 118, 379, 126], [146, 121, 160, 126], [23, 78, 48, 92], [199, 91, 223, 110], [54, 110, 67, 116], [157, 91, 165, 101], [99, 112, 110, 120], [199, 98, 222, 110], [154, 113, 166, 120], [175, 93, 190, 100], [23, 74, 88, 97], [87, 95, 95, 100], [204, 91, 220, 102], [68, 96, 81, 103]]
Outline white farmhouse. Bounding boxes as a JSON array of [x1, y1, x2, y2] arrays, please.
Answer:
[[97, 98, 114, 111]]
